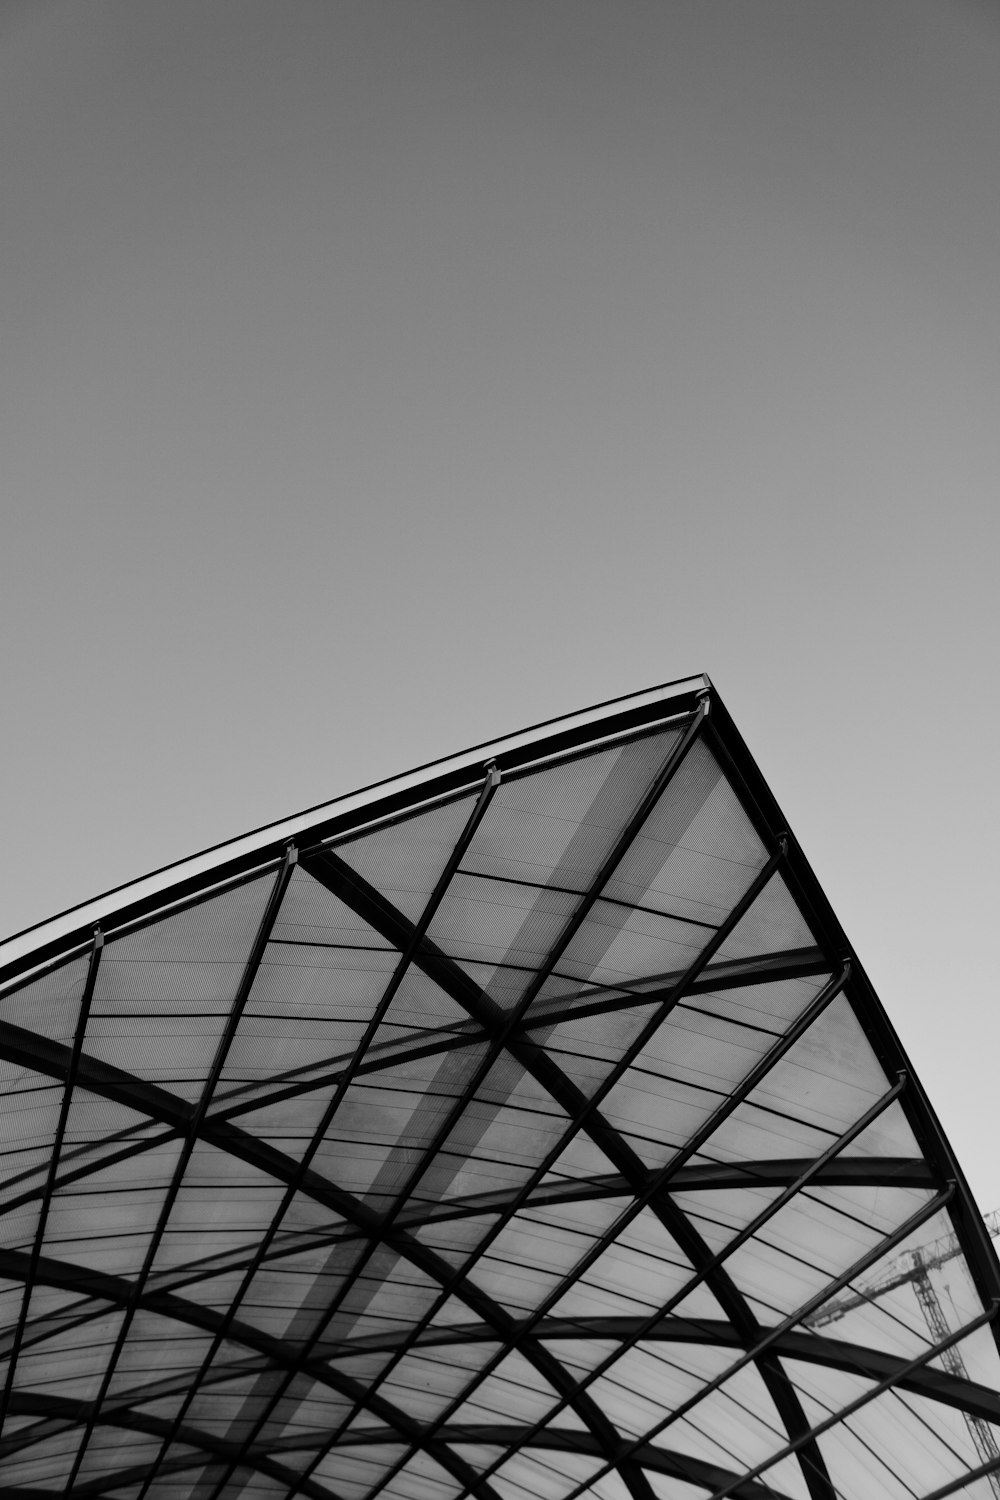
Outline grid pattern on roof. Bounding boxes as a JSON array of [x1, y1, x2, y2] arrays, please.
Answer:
[[0, 688, 997, 1500]]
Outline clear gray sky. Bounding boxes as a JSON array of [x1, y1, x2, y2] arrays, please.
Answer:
[[2, 2, 999, 1206]]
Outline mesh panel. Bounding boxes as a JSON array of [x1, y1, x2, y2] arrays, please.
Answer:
[[602, 740, 767, 925], [88, 874, 276, 1103], [462, 732, 682, 894], [0, 950, 90, 1042], [335, 795, 479, 924]]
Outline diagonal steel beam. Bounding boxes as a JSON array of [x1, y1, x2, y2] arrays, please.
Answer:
[[355, 930, 842, 1500], [133, 769, 505, 1500], [0, 1390, 347, 1500], [0, 1242, 506, 1500], [436, 1005, 902, 1500], [276, 712, 721, 1500], [339, 1314, 1000, 1427], [706, 1300, 1000, 1500], [555, 1184, 957, 1500], [60, 847, 298, 1493], [207, 714, 713, 1500], [702, 704, 1000, 1360], [289, 838, 807, 1500], [316, 853, 823, 1498], [341, 1424, 798, 1500], [919, 1454, 1000, 1500], [0, 939, 828, 1242], [0, 929, 103, 1438]]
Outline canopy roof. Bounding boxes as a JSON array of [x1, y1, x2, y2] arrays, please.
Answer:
[[0, 677, 997, 1500]]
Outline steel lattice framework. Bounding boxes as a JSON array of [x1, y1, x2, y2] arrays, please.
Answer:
[[0, 676, 997, 1500]]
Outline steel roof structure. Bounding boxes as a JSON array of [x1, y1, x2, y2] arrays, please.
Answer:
[[0, 676, 997, 1500]]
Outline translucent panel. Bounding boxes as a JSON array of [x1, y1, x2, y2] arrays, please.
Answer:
[[557, 901, 708, 993], [590, 1472, 651, 1500], [602, 739, 766, 925], [147, 1464, 221, 1500], [542, 1134, 622, 1187], [406, 1055, 571, 1211], [844, 1097, 924, 1161], [361, 977, 479, 1067], [16, 1281, 97, 1349], [541, 1002, 657, 1097], [0, 1068, 63, 1219], [182, 1367, 295, 1443], [521, 1192, 631, 1246], [469, 1208, 585, 1314], [106, 1311, 216, 1397], [956, 1474, 1000, 1499], [76, 1433, 165, 1483], [13, 1305, 124, 1402], [681, 971, 831, 1034], [756, 993, 892, 1131], [412, 1211, 500, 1268], [336, 794, 479, 924], [0, 1190, 44, 1263], [670, 1185, 785, 1256], [42, 1136, 185, 1276], [549, 1206, 726, 1324], [701, 995, 902, 1169], [324, 1346, 398, 1384], [426, 873, 578, 977], [451, 1349, 562, 1427], [309, 1040, 492, 1208], [59, 1089, 167, 1160], [657, 1359, 793, 1473], [599, 1002, 777, 1169], [218, 945, 397, 1095], [380, 1448, 465, 1500], [0, 950, 90, 1043], [377, 1342, 498, 1423], [237, 1242, 352, 1336], [645, 1477, 718, 1500], [588, 1344, 724, 1442], [710, 872, 818, 965], [491, 1446, 605, 1500], [539, 1337, 619, 1384], [310, 1442, 408, 1499], [155, 1145, 283, 1274], [271, 866, 397, 949], [0, 1426, 87, 1488], [721, 1191, 935, 1330], [88, 876, 276, 1107], [449, 1443, 510, 1476], [462, 734, 681, 895], [427, 1292, 489, 1330], [804, 1205, 983, 1358], [809, 1392, 978, 1498], [322, 1247, 444, 1347], [225, 1081, 339, 1167]]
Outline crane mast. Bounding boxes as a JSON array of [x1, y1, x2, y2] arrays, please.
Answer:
[[805, 1209, 1000, 1494]]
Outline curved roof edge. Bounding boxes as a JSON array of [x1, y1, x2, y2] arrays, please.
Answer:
[[0, 676, 709, 989]]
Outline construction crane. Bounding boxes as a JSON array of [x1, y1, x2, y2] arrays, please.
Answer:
[[804, 1209, 1000, 1494]]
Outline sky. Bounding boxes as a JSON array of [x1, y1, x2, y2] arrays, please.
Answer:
[[2, 1, 999, 1207]]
